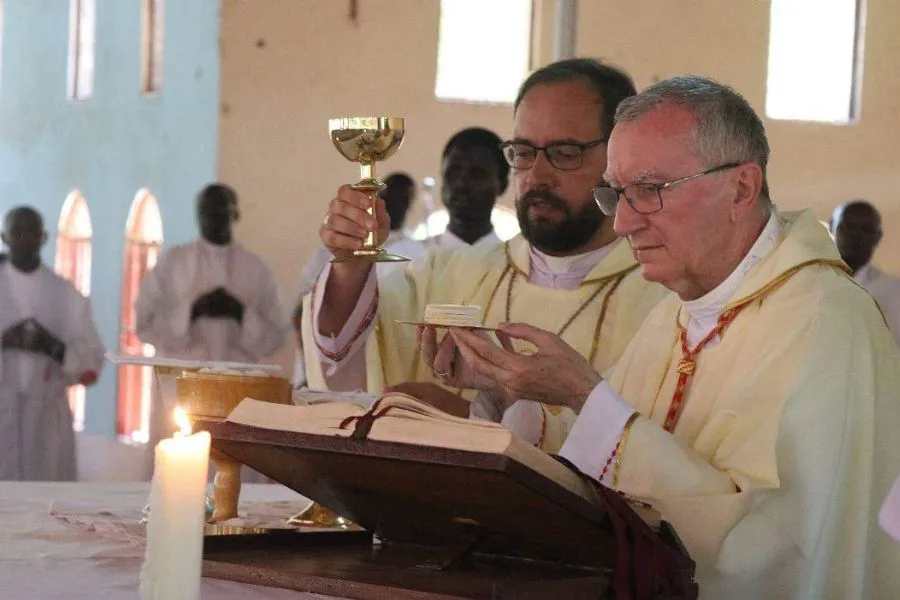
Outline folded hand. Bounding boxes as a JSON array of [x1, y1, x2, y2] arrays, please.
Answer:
[[192, 287, 245, 324], [1, 318, 66, 363]]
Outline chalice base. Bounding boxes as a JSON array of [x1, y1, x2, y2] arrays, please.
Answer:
[[287, 502, 353, 529], [331, 247, 410, 264]]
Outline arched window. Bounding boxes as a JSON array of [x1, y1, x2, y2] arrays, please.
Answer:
[[116, 189, 163, 443], [54, 191, 93, 432]]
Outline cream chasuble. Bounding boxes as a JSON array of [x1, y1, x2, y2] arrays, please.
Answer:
[[596, 209, 900, 598], [303, 235, 668, 452]]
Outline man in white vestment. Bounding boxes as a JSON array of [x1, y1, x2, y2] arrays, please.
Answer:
[[305, 59, 669, 453], [425, 127, 509, 248], [830, 199, 900, 345], [291, 173, 425, 387], [136, 184, 288, 363], [136, 184, 287, 457], [0, 206, 104, 480], [444, 76, 900, 598]]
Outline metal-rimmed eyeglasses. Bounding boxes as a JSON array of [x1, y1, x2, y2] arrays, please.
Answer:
[[500, 139, 606, 171], [592, 162, 743, 216]]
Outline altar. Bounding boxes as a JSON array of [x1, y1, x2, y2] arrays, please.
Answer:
[[0, 481, 341, 599]]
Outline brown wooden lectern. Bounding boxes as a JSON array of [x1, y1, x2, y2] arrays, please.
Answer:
[[198, 420, 697, 600]]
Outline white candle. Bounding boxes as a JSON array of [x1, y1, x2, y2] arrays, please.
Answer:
[[140, 407, 211, 600]]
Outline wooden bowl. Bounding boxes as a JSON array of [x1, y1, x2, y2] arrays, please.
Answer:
[[175, 371, 292, 421]]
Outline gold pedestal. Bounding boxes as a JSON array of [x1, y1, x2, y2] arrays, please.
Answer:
[[175, 372, 291, 524], [208, 448, 241, 522], [288, 503, 353, 529]]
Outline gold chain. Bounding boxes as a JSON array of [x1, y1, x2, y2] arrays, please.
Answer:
[[505, 270, 613, 339]]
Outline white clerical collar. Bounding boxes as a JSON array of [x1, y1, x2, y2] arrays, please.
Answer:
[[439, 228, 497, 247], [3, 261, 41, 277], [529, 241, 616, 278], [853, 263, 874, 284], [199, 238, 232, 254], [682, 211, 782, 344], [386, 230, 417, 246]]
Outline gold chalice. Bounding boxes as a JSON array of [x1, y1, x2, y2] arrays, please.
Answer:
[[329, 116, 408, 263]]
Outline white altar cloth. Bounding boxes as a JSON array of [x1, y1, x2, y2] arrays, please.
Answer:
[[0, 481, 342, 599]]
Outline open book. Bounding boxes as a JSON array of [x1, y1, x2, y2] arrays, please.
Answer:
[[227, 393, 657, 526], [205, 393, 692, 594]]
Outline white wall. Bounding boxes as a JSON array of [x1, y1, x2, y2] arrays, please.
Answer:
[[578, 0, 900, 273]]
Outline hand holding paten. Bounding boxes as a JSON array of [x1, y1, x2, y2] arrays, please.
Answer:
[[449, 323, 601, 413], [417, 324, 515, 404]]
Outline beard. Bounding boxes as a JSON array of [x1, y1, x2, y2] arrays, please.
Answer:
[[516, 188, 605, 254]]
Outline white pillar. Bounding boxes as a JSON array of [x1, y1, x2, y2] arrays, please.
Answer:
[[552, 0, 578, 61]]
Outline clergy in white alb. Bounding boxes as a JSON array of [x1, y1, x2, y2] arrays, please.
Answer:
[[0, 207, 104, 481], [830, 200, 900, 346], [422, 127, 510, 251], [135, 185, 287, 363], [135, 185, 287, 457], [307, 61, 669, 453], [446, 77, 900, 598]]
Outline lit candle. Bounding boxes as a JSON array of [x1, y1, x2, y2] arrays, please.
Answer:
[[140, 407, 211, 600]]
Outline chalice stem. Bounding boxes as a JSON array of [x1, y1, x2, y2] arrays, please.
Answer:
[[351, 162, 386, 251]]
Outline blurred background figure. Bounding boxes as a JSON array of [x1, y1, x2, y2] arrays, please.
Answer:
[[0, 206, 104, 480], [427, 127, 510, 248], [831, 199, 900, 345], [135, 184, 288, 456]]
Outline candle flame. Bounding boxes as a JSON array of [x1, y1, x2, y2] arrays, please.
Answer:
[[173, 406, 192, 435]]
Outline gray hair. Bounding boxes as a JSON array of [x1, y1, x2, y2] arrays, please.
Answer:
[[615, 75, 771, 203]]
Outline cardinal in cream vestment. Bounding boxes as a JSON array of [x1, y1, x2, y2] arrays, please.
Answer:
[[560, 210, 900, 598]]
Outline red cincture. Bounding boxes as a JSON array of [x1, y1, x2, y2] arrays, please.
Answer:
[[663, 302, 752, 433]]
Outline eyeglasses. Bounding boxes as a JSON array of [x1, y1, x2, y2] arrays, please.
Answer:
[[592, 162, 743, 216], [499, 139, 606, 171]]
